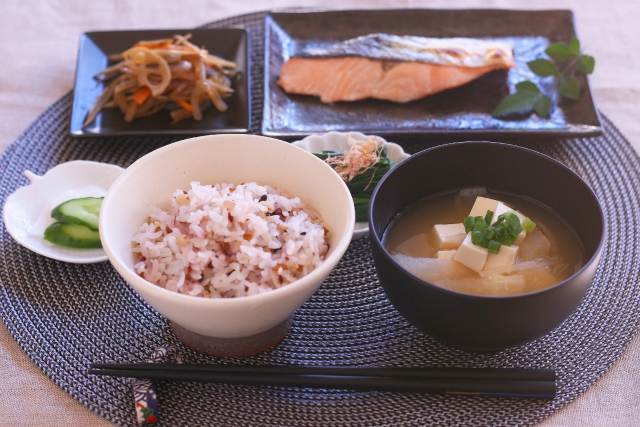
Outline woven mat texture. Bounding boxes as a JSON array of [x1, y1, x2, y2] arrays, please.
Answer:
[[0, 11, 639, 427]]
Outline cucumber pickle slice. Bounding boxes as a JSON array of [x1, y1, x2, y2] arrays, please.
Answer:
[[44, 222, 102, 249], [51, 197, 103, 231]]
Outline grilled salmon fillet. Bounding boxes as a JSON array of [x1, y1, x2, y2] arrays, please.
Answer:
[[278, 57, 509, 103], [277, 33, 514, 103]]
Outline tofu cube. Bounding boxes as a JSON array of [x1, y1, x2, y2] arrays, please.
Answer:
[[469, 197, 500, 219], [431, 223, 466, 249], [453, 233, 488, 272], [484, 244, 519, 271], [436, 250, 457, 260]]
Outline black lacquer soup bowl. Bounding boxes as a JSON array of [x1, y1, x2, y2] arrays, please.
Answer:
[[369, 141, 605, 351]]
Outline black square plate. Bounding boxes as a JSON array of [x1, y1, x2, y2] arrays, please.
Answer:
[[262, 9, 602, 140], [71, 29, 250, 137]]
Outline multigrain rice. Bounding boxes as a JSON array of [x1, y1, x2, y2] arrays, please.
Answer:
[[132, 181, 329, 298]]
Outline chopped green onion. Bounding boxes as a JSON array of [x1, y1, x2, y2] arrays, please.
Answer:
[[464, 216, 476, 233], [514, 223, 523, 236], [523, 217, 536, 232], [502, 237, 515, 247], [466, 204, 530, 250], [473, 220, 488, 233], [488, 240, 501, 254], [505, 213, 520, 230], [471, 230, 483, 245], [484, 210, 494, 225], [483, 228, 495, 240]]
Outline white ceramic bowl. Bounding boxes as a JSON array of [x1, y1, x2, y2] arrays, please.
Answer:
[[99, 134, 355, 341], [292, 132, 410, 240], [3, 160, 124, 263]]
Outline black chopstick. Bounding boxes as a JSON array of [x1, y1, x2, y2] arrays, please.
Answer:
[[89, 364, 556, 399], [90, 363, 555, 382]]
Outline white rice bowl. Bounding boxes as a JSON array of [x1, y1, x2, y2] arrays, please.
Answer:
[[100, 134, 354, 339], [133, 181, 329, 298]]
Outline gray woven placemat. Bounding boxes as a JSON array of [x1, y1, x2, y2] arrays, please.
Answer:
[[1, 11, 639, 427]]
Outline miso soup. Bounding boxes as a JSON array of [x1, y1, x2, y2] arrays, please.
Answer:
[[384, 188, 585, 296]]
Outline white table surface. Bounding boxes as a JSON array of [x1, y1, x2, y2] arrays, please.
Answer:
[[1, 0, 639, 425]]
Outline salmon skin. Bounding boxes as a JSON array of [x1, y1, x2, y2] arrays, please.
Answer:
[[278, 33, 514, 104], [298, 34, 514, 68]]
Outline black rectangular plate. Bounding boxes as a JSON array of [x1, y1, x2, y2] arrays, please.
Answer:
[[262, 9, 602, 140], [71, 29, 250, 137]]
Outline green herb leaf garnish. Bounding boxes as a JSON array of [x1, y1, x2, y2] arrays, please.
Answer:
[[558, 75, 580, 100], [569, 36, 581, 53], [545, 41, 578, 62], [577, 55, 595, 74], [527, 59, 559, 77], [491, 81, 552, 119], [534, 95, 553, 117], [493, 36, 595, 120]]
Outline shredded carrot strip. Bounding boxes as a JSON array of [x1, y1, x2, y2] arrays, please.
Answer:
[[134, 40, 172, 49], [132, 86, 152, 105], [177, 100, 193, 112]]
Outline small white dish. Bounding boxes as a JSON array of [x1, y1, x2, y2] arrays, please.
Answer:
[[292, 132, 410, 240], [3, 160, 125, 263]]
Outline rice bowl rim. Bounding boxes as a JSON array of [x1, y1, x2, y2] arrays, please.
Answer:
[[100, 134, 355, 307]]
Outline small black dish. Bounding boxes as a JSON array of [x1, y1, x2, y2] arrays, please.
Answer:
[[369, 141, 605, 351], [70, 29, 250, 137]]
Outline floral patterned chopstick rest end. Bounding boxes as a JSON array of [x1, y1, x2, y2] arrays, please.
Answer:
[[131, 344, 182, 424]]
